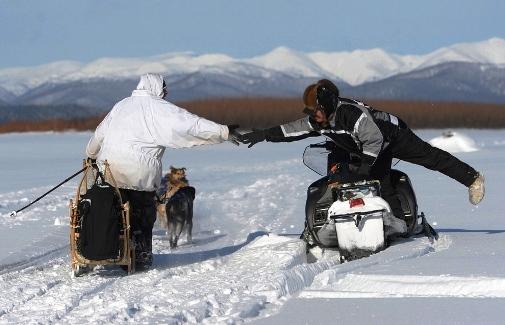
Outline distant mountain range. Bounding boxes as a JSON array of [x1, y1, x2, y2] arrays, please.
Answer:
[[346, 61, 505, 103], [0, 38, 504, 122]]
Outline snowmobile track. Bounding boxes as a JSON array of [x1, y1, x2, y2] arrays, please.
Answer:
[[0, 261, 118, 324], [265, 234, 448, 301], [0, 234, 447, 324], [0, 244, 68, 276]]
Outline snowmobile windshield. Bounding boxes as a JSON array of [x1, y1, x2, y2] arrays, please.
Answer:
[[303, 142, 331, 176]]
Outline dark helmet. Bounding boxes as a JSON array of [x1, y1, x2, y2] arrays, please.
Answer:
[[302, 79, 339, 117]]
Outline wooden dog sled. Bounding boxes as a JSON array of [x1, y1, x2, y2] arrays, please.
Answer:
[[69, 160, 135, 277]]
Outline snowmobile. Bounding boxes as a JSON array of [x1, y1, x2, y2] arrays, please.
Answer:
[[300, 141, 437, 262], [69, 160, 135, 276]]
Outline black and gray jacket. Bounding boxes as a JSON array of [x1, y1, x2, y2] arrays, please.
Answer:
[[263, 98, 404, 166]]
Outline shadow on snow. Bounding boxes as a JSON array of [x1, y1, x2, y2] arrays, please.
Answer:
[[153, 230, 268, 269], [437, 228, 505, 235]]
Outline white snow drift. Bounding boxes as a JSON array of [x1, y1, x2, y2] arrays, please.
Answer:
[[429, 130, 479, 153]]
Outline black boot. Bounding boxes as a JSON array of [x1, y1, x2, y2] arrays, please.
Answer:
[[133, 231, 152, 270]]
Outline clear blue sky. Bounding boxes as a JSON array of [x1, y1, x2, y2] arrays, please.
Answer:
[[0, 0, 504, 69]]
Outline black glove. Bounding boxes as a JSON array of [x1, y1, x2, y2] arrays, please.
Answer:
[[241, 129, 266, 148], [227, 124, 241, 146], [348, 162, 371, 176]]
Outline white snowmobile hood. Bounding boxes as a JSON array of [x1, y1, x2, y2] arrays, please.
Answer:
[[133, 73, 165, 98]]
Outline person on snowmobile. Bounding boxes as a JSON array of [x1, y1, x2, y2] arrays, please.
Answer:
[[86, 73, 240, 269], [239, 79, 485, 234]]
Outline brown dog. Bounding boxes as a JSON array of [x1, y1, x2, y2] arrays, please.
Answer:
[[157, 166, 188, 227], [156, 167, 195, 247]]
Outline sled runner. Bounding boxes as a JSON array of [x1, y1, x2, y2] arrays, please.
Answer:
[[69, 160, 135, 277]]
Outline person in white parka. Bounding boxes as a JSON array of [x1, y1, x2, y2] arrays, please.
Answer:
[[86, 73, 238, 269]]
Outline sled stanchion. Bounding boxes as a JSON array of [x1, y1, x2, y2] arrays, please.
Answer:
[[10, 167, 87, 218]]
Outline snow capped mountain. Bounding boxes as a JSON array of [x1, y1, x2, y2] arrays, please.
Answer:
[[309, 48, 417, 86], [308, 38, 505, 86], [417, 37, 505, 70], [347, 61, 505, 103], [72, 52, 237, 80], [0, 37, 504, 114], [0, 53, 239, 97], [0, 61, 83, 96], [1, 38, 503, 98], [247, 46, 331, 78]]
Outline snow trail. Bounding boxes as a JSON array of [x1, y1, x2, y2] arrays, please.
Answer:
[[0, 171, 331, 324], [0, 233, 331, 324], [300, 274, 505, 298], [0, 168, 446, 324]]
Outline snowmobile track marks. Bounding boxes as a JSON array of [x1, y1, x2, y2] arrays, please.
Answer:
[[0, 245, 68, 276], [0, 265, 117, 324]]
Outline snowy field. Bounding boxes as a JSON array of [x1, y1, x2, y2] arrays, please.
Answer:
[[0, 129, 504, 324]]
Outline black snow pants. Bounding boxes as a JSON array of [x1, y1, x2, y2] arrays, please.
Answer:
[[370, 127, 478, 220], [119, 189, 157, 254]]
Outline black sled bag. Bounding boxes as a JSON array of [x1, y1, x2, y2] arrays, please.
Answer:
[[77, 180, 121, 260]]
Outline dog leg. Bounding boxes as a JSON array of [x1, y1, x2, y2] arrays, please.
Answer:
[[166, 206, 175, 248], [173, 217, 185, 248], [168, 223, 176, 248], [172, 235, 179, 248], [187, 220, 193, 244], [187, 197, 194, 244], [156, 204, 167, 230]]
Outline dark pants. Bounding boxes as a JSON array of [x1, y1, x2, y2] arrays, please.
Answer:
[[370, 127, 478, 219], [119, 189, 156, 253]]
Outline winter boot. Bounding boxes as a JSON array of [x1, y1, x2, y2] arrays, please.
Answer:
[[469, 173, 485, 205], [136, 251, 153, 270], [133, 230, 152, 270]]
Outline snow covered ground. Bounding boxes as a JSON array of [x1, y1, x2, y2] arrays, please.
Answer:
[[0, 129, 504, 324]]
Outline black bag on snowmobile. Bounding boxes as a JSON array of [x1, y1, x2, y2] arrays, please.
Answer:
[[76, 173, 122, 260]]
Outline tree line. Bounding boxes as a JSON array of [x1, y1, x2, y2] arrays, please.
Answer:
[[0, 98, 504, 133]]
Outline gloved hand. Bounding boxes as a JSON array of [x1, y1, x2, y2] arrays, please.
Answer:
[[227, 124, 241, 146], [348, 162, 371, 176], [240, 129, 266, 148]]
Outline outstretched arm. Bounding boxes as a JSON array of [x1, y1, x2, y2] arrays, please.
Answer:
[[153, 102, 229, 148], [241, 117, 320, 147]]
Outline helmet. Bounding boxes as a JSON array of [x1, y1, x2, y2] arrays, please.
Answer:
[[302, 79, 339, 117]]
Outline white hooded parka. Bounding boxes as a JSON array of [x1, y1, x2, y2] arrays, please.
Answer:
[[86, 73, 229, 191]]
